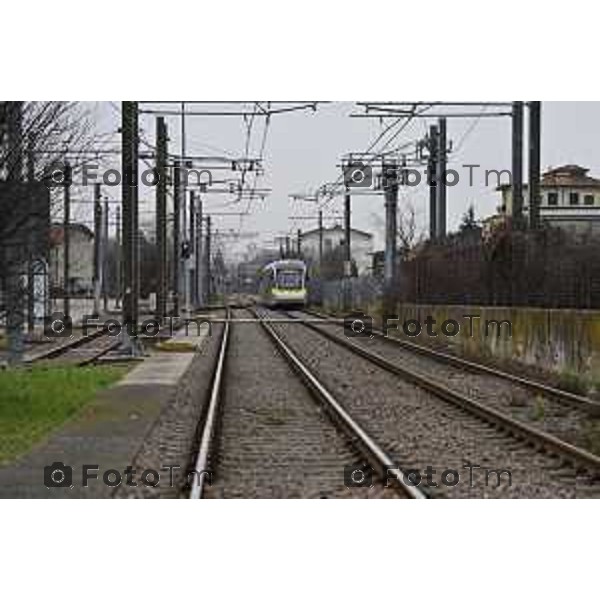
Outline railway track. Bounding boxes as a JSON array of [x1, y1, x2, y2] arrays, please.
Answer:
[[293, 308, 600, 457], [25, 329, 122, 366], [189, 307, 426, 499], [258, 306, 600, 498]]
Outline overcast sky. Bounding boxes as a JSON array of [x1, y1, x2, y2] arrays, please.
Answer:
[[80, 101, 600, 259]]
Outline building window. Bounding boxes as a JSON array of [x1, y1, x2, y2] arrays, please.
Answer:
[[547, 192, 558, 206], [569, 192, 579, 205], [584, 194, 595, 206]]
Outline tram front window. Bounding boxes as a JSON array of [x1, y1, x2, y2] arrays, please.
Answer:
[[276, 270, 303, 289]]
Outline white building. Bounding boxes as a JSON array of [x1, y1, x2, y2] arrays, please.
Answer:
[[300, 224, 374, 274], [498, 164, 600, 237], [49, 223, 94, 293]]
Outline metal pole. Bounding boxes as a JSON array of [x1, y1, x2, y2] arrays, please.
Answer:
[[344, 190, 351, 271], [115, 206, 121, 309], [5, 101, 24, 364], [189, 190, 196, 305], [511, 101, 524, 224], [436, 117, 447, 238], [121, 101, 135, 345], [93, 183, 102, 315], [196, 199, 203, 307], [103, 198, 109, 312], [181, 103, 188, 313], [297, 228, 302, 257], [428, 124, 438, 240], [26, 144, 35, 333], [131, 102, 139, 326], [155, 116, 167, 317], [173, 159, 181, 316], [528, 101, 542, 229], [383, 160, 398, 294], [63, 162, 71, 319], [318, 209, 324, 270], [205, 216, 211, 301]]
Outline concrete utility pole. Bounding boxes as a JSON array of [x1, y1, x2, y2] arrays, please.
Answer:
[[155, 116, 167, 318], [528, 101, 542, 229], [436, 117, 447, 238], [93, 183, 102, 315], [344, 190, 352, 273], [205, 216, 212, 302], [195, 197, 203, 307], [63, 162, 71, 319], [189, 190, 196, 305], [383, 160, 398, 293], [103, 198, 109, 311], [26, 143, 35, 334], [511, 101, 524, 224], [132, 103, 140, 327], [173, 159, 181, 316], [428, 124, 438, 240], [318, 209, 324, 270], [121, 101, 140, 351], [115, 206, 121, 309], [5, 101, 25, 364]]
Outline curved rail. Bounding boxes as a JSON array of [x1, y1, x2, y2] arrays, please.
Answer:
[[301, 308, 600, 410], [190, 311, 231, 499], [252, 308, 427, 499], [281, 310, 600, 472]]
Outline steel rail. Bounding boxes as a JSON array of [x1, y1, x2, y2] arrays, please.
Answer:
[[25, 328, 107, 364], [281, 311, 600, 472], [190, 311, 231, 499], [251, 308, 427, 499], [301, 309, 600, 410]]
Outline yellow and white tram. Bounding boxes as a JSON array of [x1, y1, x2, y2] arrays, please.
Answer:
[[258, 259, 308, 307]]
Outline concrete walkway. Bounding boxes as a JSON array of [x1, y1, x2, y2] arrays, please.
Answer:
[[0, 326, 211, 498]]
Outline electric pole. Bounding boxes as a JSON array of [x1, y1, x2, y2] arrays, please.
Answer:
[[103, 198, 109, 311], [115, 206, 121, 309], [205, 215, 212, 302], [93, 183, 102, 315], [428, 124, 438, 240], [63, 162, 71, 319], [383, 159, 398, 296], [528, 101, 542, 229], [195, 197, 203, 307], [344, 190, 351, 274], [155, 116, 167, 318], [511, 101, 524, 224], [5, 101, 24, 364], [189, 190, 196, 305], [121, 101, 140, 351], [318, 210, 324, 270], [173, 159, 181, 316], [436, 117, 447, 238]]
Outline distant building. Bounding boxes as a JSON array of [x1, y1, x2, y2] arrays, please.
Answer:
[[498, 164, 600, 236], [300, 224, 374, 274], [49, 223, 94, 293]]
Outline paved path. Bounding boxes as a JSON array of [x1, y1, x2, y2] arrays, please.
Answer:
[[0, 327, 211, 498]]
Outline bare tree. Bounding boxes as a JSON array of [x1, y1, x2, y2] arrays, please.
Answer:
[[0, 101, 97, 364], [370, 197, 426, 254]]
